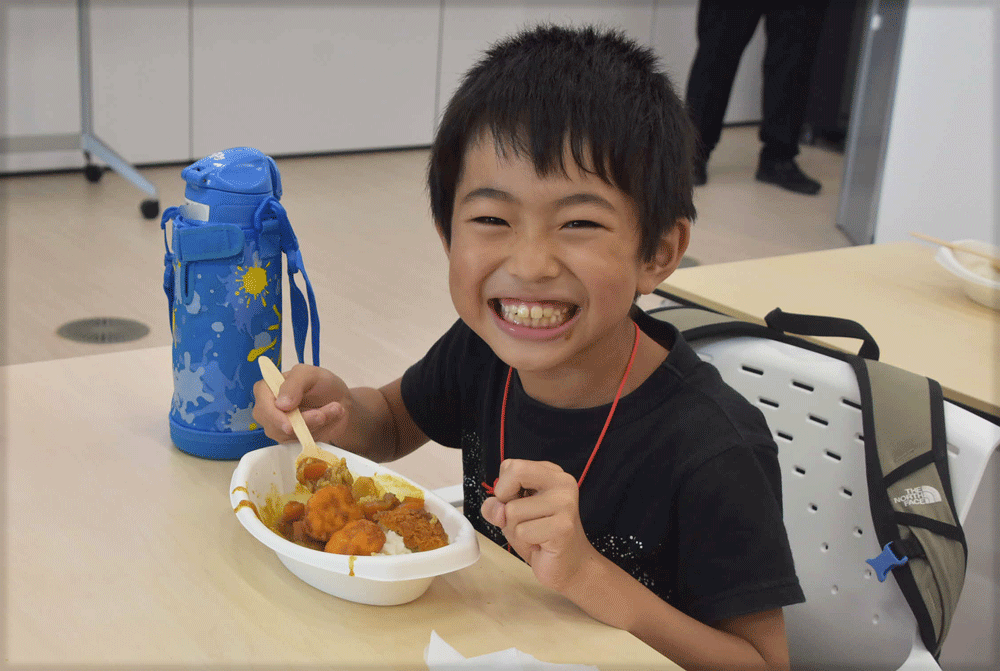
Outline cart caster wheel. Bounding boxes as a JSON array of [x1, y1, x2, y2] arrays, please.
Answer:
[[84, 164, 103, 182], [140, 199, 160, 220]]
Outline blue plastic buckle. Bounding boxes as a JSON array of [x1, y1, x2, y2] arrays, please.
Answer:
[[866, 542, 909, 582]]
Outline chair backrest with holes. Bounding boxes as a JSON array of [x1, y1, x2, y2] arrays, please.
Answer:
[[647, 306, 981, 670], [693, 334, 917, 669]]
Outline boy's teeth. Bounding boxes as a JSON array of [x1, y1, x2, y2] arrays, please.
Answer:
[[499, 301, 574, 328]]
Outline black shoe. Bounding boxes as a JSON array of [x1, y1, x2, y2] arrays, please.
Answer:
[[693, 160, 707, 186], [756, 159, 821, 195]]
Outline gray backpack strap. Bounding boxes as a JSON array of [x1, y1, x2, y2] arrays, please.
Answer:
[[647, 306, 774, 341], [647, 306, 736, 331], [858, 359, 967, 658]]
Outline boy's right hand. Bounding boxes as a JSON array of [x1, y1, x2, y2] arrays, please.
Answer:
[[252, 364, 352, 445]]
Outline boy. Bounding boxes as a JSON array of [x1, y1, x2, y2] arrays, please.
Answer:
[[253, 25, 804, 670]]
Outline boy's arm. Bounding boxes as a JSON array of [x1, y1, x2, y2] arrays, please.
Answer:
[[317, 378, 429, 463], [563, 551, 790, 671], [374, 377, 432, 461]]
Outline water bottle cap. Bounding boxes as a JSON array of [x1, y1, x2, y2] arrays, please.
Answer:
[[181, 147, 280, 196]]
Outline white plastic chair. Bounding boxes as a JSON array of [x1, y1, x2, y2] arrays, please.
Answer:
[[692, 334, 1000, 671]]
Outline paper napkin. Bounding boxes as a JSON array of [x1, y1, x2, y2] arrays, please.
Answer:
[[424, 630, 599, 670]]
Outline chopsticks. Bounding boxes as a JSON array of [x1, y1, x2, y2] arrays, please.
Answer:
[[910, 232, 1000, 272]]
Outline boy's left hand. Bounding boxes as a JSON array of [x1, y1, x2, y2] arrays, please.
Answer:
[[480, 458, 598, 592]]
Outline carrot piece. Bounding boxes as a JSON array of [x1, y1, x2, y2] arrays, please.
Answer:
[[303, 461, 328, 481], [281, 500, 306, 522]]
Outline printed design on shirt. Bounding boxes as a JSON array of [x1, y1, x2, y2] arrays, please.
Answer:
[[588, 532, 657, 591], [461, 428, 665, 593], [893, 485, 942, 507], [462, 430, 504, 542]]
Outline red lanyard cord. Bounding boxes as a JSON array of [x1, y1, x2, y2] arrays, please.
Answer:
[[482, 320, 641, 495]]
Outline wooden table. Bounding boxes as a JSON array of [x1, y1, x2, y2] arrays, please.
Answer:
[[2, 346, 676, 669], [660, 242, 999, 418]]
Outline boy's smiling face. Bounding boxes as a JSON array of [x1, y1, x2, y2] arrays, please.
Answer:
[[442, 134, 685, 387]]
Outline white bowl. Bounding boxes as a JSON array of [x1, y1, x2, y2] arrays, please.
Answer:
[[934, 239, 1000, 310], [230, 442, 479, 605]]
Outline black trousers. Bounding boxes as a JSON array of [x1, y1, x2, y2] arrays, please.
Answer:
[[685, 1, 830, 163]]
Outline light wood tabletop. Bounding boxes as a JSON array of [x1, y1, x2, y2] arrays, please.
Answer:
[[2, 346, 676, 669], [659, 242, 999, 418]]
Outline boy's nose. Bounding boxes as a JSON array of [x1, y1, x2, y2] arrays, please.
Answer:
[[506, 232, 560, 281]]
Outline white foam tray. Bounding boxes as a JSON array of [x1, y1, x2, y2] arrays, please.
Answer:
[[230, 442, 479, 605]]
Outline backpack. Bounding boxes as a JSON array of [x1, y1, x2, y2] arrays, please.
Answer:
[[648, 304, 967, 659]]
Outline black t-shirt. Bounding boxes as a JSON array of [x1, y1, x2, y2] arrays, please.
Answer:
[[400, 309, 805, 623]]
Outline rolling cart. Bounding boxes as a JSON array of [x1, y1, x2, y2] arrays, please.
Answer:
[[1, 0, 159, 219]]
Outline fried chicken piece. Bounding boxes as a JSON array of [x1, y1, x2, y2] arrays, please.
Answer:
[[303, 484, 364, 541], [297, 457, 354, 493], [290, 520, 325, 551], [325, 518, 387, 555], [375, 506, 448, 552], [395, 496, 425, 512]]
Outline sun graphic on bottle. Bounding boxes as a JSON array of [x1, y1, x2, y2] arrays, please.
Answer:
[[234, 260, 271, 307]]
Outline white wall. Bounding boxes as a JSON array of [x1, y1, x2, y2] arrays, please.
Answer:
[[874, 0, 998, 245]]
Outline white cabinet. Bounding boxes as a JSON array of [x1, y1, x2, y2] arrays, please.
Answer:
[[2, 1, 765, 172], [91, 0, 190, 164], [1, 0, 190, 173], [437, 2, 657, 123], [437, 1, 763, 128], [2, 2, 85, 172], [190, 1, 440, 157]]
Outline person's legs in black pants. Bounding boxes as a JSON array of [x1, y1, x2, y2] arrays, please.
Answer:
[[685, 2, 763, 183], [755, 3, 831, 194]]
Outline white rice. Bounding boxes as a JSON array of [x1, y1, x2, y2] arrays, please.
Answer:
[[378, 529, 411, 555]]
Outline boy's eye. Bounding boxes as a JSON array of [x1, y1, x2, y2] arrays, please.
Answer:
[[562, 220, 602, 230], [473, 216, 509, 226]]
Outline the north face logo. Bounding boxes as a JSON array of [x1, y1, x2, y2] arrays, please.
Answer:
[[893, 485, 942, 507]]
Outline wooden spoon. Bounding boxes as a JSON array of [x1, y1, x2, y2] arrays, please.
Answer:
[[910, 232, 1000, 272], [257, 355, 342, 470]]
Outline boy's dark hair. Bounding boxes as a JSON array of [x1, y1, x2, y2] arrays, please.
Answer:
[[428, 24, 697, 263]]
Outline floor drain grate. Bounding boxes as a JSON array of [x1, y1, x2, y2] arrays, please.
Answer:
[[57, 317, 150, 344]]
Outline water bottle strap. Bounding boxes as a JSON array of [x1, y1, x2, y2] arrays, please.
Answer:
[[175, 224, 244, 262], [288, 250, 321, 367], [160, 206, 181, 313], [253, 197, 321, 367]]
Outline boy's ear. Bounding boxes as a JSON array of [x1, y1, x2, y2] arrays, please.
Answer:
[[636, 218, 691, 295]]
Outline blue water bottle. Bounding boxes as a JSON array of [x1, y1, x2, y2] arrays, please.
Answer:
[[160, 147, 320, 459]]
